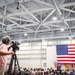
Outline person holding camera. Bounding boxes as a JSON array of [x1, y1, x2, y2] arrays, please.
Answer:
[[0, 36, 14, 75]]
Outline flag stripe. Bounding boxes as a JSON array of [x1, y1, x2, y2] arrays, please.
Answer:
[[57, 58, 75, 60], [68, 44, 75, 46], [68, 49, 75, 52], [58, 61, 75, 64]]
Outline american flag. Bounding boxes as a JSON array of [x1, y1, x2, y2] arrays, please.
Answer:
[[56, 44, 75, 64]]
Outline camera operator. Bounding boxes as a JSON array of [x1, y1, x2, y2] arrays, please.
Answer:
[[0, 35, 14, 75]]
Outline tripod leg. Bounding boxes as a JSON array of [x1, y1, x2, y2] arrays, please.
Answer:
[[13, 54, 21, 75], [13, 54, 17, 75], [15, 54, 20, 71], [7, 54, 14, 75]]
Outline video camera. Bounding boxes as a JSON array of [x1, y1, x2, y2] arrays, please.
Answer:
[[12, 41, 20, 52]]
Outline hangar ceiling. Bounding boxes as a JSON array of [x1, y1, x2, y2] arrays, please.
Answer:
[[0, 0, 75, 41]]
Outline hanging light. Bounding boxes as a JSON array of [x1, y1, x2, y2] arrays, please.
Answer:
[[24, 33, 27, 36], [61, 29, 64, 31], [69, 37, 72, 40], [52, 17, 57, 20]]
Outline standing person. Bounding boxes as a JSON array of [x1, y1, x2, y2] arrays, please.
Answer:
[[0, 35, 14, 75]]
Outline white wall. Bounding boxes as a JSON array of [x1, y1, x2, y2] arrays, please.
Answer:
[[18, 59, 42, 68], [47, 45, 57, 69], [8, 39, 75, 69]]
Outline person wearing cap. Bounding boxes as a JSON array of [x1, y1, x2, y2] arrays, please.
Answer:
[[0, 36, 14, 75]]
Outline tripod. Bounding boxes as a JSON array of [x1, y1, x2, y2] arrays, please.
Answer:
[[7, 51, 20, 75]]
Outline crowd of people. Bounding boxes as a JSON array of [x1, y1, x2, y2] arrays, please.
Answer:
[[4, 67, 75, 75]]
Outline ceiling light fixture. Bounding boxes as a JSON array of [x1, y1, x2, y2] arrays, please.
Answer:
[[69, 37, 72, 40], [24, 33, 27, 36], [61, 29, 64, 31], [52, 17, 57, 20]]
